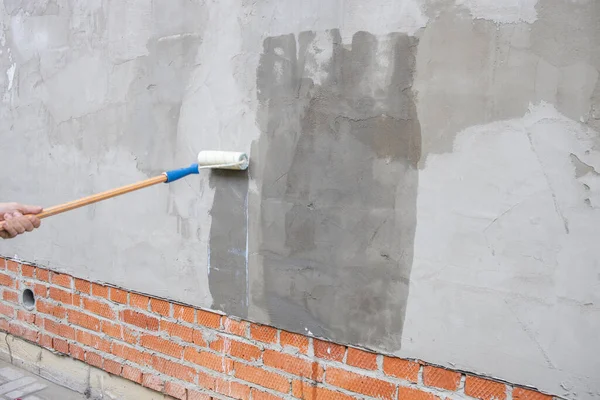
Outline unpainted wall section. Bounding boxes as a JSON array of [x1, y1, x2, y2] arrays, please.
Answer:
[[0, 0, 598, 399]]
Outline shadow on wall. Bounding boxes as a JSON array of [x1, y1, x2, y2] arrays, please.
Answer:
[[250, 29, 421, 350]]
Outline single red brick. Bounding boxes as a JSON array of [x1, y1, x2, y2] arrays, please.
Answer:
[[250, 324, 278, 343], [314, 339, 345, 362], [130, 293, 149, 309], [398, 387, 441, 400], [74, 279, 91, 294], [465, 376, 507, 400], [101, 321, 122, 339], [513, 387, 553, 400], [188, 390, 212, 400], [150, 298, 171, 317], [92, 283, 109, 298], [383, 357, 419, 383], [292, 381, 354, 400], [173, 304, 195, 323], [252, 389, 286, 400], [7, 322, 23, 338], [59, 324, 75, 340], [6, 260, 19, 273], [51, 273, 72, 288], [214, 377, 251, 399], [122, 365, 143, 384], [37, 269, 50, 282], [103, 359, 123, 376], [34, 283, 47, 297], [0, 272, 15, 288], [76, 330, 111, 353], [264, 350, 323, 381], [141, 334, 183, 359], [234, 362, 289, 393], [20, 325, 38, 342], [49, 287, 72, 304], [326, 367, 395, 400], [122, 326, 138, 344], [160, 320, 193, 343], [68, 310, 100, 331], [109, 287, 127, 304], [34, 292, 51, 310], [44, 318, 60, 334], [86, 352, 103, 369], [226, 338, 262, 362], [423, 365, 461, 391], [192, 329, 207, 347], [280, 331, 309, 354], [184, 348, 229, 373], [83, 297, 116, 319], [208, 335, 225, 352], [346, 348, 378, 370], [0, 303, 14, 318], [36, 299, 66, 319], [2, 290, 18, 303], [121, 346, 152, 367], [198, 371, 216, 391], [121, 310, 159, 331], [142, 374, 164, 392], [70, 344, 85, 361], [38, 334, 53, 349], [21, 265, 34, 278], [111, 343, 125, 358], [152, 356, 197, 383], [0, 318, 8, 331], [223, 317, 247, 336], [165, 381, 188, 400], [196, 309, 221, 329], [53, 338, 69, 354]]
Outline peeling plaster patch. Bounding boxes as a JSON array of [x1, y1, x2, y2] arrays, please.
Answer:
[[253, 0, 428, 39], [5, 63, 15, 91], [340, 0, 429, 37], [455, 0, 538, 23]]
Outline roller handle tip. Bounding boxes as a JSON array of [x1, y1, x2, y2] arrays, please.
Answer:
[[164, 164, 200, 183]]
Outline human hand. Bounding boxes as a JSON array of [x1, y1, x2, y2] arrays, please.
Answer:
[[0, 203, 42, 239]]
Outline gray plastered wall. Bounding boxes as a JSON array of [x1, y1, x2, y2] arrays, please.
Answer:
[[0, 0, 598, 399]]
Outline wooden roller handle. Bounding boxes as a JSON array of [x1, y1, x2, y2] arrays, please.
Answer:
[[0, 174, 167, 229]]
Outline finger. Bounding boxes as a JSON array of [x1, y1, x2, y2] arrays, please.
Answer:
[[3, 213, 13, 220], [3, 222, 18, 238], [27, 216, 41, 229], [11, 211, 23, 218], [15, 204, 43, 215], [18, 217, 34, 232], [9, 219, 26, 235]]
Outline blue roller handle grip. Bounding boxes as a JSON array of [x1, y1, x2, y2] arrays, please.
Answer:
[[164, 163, 199, 183]]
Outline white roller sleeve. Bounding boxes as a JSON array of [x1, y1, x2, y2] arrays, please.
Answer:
[[197, 151, 249, 170]]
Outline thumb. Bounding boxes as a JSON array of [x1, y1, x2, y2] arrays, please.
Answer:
[[15, 204, 42, 215]]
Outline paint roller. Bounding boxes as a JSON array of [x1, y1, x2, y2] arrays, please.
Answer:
[[0, 151, 248, 229]]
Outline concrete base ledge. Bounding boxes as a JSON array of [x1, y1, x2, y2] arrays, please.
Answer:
[[0, 332, 168, 400]]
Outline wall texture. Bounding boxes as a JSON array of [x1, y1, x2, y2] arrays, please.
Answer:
[[0, 257, 558, 400], [0, 0, 598, 399]]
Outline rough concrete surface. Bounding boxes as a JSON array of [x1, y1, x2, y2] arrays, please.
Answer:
[[0, 359, 85, 399], [0, 0, 598, 399]]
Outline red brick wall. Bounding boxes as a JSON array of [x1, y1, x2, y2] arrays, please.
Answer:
[[0, 257, 555, 400]]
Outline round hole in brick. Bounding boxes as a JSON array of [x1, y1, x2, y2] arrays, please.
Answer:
[[22, 288, 35, 310]]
